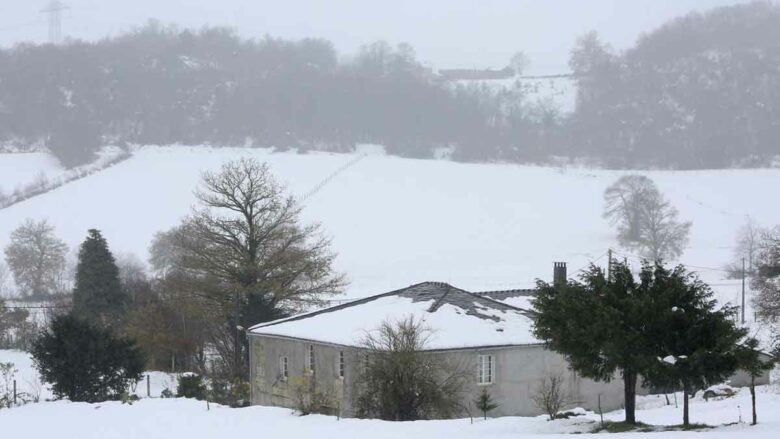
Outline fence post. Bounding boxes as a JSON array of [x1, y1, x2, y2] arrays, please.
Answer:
[[13, 380, 17, 406], [147, 375, 151, 397]]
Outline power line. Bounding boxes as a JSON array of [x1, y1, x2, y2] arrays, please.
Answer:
[[0, 19, 47, 33], [612, 250, 733, 274]]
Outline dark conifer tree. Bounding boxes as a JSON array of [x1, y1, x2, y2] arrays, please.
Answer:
[[31, 314, 145, 402], [72, 229, 127, 326], [643, 263, 748, 427], [533, 260, 657, 425]]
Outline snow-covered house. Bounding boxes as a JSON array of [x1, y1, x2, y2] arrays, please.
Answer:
[[247, 280, 627, 418]]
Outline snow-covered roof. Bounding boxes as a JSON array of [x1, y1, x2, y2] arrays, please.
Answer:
[[249, 282, 542, 350], [475, 288, 537, 311]]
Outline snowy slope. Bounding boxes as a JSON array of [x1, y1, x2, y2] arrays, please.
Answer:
[[0, 145, 778, 307], [0, 153, 63, 195]]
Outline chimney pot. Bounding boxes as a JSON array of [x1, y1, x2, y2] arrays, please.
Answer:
[[553, 262, 567, 286]]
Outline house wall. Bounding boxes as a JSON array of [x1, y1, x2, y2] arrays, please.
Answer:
[[449, 344, 627, 417], [249, 334, 360, 417], [249, 334, 629, 418], [727, 353, 773, 387]]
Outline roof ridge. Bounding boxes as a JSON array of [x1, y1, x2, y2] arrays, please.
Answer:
[[427, 283, 452, 313], [463, 290, 537, 317], [474, 288, 537, 295], [248, 281, 440, 331]]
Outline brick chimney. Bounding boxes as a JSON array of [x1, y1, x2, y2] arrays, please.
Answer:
[[553, 262, 567, 286]]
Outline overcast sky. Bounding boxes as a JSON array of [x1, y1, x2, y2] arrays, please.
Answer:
[[0, 0, 754, 74]]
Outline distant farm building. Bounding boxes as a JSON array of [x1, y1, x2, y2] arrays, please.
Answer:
[[437, 66, 516, 81]]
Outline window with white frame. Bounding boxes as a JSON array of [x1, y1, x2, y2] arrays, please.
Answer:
[[307, 345, 315, 374], [279, 356, 288, 381], [338, 351, 345, 379], [477, 354, 494, 385]]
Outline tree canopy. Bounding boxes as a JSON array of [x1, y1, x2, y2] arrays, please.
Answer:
[[533, 260, 746, 426]]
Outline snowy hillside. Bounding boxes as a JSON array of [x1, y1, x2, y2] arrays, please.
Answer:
[[0, 145, 778, 306], [0, 153, 64, 195]]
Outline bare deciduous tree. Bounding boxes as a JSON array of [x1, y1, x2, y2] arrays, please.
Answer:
[[3, 219, 68, 298], [531, 371, 574, 421], [356, 316, 467, 421], [603, 175, 691, 261], [152, 158, 345, 387], [0, 260, 12, 298], [724, 218, 764, 278], [753, 227, 780, 335], [166, 158, 345, 310]]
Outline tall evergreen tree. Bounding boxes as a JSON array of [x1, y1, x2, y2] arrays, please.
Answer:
[[533, 261, 656, 425], [72, 229, 127, 326], [643, 263, 747, 427]]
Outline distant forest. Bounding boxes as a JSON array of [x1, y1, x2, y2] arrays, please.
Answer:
[[1, 2, 779, 169]]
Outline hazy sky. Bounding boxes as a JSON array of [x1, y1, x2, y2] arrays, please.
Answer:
[[0, 0, 754, 73]]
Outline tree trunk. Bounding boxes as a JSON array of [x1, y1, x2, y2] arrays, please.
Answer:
[[683, 388, 689, 427], [623, 369, 637, 424], [751, 376, 757, 425]]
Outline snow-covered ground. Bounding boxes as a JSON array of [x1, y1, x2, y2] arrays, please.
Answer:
[[1, 145, 776, 305], [0, 350, 178, 403], [1, 374, 779, 438], [0, 153, 63, 195]]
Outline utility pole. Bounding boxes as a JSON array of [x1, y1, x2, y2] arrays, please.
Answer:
[[234, 289, 241, 382], [741, 257, 746, 325], [607, 248, 613, 281], [40, 1, 68, 44]]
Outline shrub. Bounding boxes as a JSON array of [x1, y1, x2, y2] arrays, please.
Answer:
[[176, 373, 207, 400], [291, 374, 331, 416], [475, 388, 499, 420], [31, 314, 145, 402], [0, 362, 17, 409], [355, 316, 466, 420], [531, 372, 574, 421], [208, 376, 250, 407]]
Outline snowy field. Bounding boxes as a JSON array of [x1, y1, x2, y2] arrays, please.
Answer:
[[2, 350, 779, 439], [0, 350, 178, 402], [0, 152, 63, 195], [1, 145, 777, 305], [1, 368, 779, 439], [3, 349, 780, 439]]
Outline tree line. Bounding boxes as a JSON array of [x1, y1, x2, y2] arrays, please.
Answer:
[[2, 2, 780, 169]]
